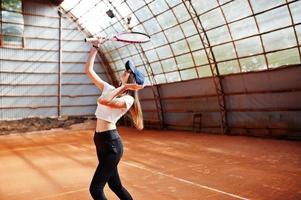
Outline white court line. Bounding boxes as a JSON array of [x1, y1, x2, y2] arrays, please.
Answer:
[[122, 161, 249, 200], [33, 188, 87, 200]]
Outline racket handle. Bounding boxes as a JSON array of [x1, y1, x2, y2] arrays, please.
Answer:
[[84, 37, 109, 42], [85, 38, 98, 42]]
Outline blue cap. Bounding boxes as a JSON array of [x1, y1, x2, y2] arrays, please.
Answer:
[[125, 60, 145, 85]]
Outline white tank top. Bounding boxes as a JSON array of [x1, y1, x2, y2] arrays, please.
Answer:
[[95, 82, 134, 123]]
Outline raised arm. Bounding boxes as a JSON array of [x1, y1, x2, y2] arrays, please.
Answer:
[[98, 84, 144, 109], [85, 39, 107, 91]]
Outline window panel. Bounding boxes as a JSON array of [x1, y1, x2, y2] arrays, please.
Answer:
[[239, 55, 267, 72], [111, 50, 121, 61], [2, 10, 23, 23], [140, 36, 154, 51], [157, 10, 177, 29], [2, 0, 22, 11], [93, 1, 108, 13], [229, 17, 258, 40], [197, 65, 212, 78], [71, 0, 96, 17], [176, 53, 194, 69], [171, 39, 190, 55], [161, 58, 177, 72], [154, 74, 166, 84], [134, 24, 147, 36], [256, 6, 291, 33], [149, 0, 169, 15], [115, 2, 132, 17], [156, 45, 173, 59], [128, 14, 140, 27], [222, 0, 252, 22], [192, 50, 209, 66], [118, 47, 131, 58], [132, 54, 143, 66], [192, 1, 218, 15], [262, 28, 296, 52], [173, 4, 190, 23], [250, 0, 284, 13], [218, 60, 240, 75], [296, 25, 301, 44], [213, 43, 236, 62], [113, 40, 126, 49], [127, 45, 139, 56], [267, 48, 300, 68], [180, 68, 198, 80], [164, 26, 185, 42], [207, 25, 231, 45], [166, 71, 181, 83], [126, 0, 145, 11], [112, 22, 124, 33], [2, 35, 22, 45], [144, 18, 161, 35], [111, 0, 123, 6], [290, 1, 301, 23], [78, 7, 105, 34], [144, 76, 151, 86], [137, 66, 147, 78], [1, 0, 24, 47], [151, 32, 168, 47], [219, 0, 233, 4], [135, 6, 153, 22], [106, 26, 118, 36], [150, 61, 163, 75], [115, 60, 125, 70], [187, 35, 203, 51], [199, 9, 225, 30], [105, 52, 113, 62], [235, 36, 263, 57], [2, 15, 23, 38], [110, 62, 117, 70], [61, 0, 81, 11], [145, 49, 159, 62], [181, 20, 198, 37], [165, 0, 182, 7]]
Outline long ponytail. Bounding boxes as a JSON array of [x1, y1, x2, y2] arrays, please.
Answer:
[[126, 74, 144, 130], [129, 91, 144, 130]]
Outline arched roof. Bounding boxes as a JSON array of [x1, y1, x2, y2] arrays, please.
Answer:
[[60, 0, 301, 86]]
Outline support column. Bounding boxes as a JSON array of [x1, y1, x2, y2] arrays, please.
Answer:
[[183, 0, 228, 134], [57, 10, 62, 117]]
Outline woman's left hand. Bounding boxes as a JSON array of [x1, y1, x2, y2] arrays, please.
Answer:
[[124, 83, 144, 91]]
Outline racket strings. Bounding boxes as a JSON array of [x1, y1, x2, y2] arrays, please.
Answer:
[[116, 32, 150, 43]]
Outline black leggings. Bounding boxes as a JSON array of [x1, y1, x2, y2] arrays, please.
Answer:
[[89, 129, 133, 200]]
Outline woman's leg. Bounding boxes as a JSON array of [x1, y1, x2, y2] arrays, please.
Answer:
[[90, 131, 122, 200], [108, 167, 133, 200], [89, 152, 120, 200]]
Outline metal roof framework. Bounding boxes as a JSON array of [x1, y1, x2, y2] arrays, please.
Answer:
[[59, 0, 301, 133]]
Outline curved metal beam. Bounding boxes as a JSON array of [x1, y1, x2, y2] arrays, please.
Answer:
[[58, 7, 118, 87], [182, 0, 228, 134]]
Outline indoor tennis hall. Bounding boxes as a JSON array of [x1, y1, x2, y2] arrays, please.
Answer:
[[0, 0, 300, 200]]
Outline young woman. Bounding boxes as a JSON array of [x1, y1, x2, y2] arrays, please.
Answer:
[[85, 38, 144, 200]]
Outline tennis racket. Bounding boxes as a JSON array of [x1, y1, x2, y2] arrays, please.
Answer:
[[85, 31, 151, 44]]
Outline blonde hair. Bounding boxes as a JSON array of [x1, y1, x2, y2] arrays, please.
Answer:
[[126, 74, 144, 130]]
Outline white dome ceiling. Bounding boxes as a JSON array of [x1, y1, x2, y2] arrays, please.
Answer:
[[60, 0, 301, 86]]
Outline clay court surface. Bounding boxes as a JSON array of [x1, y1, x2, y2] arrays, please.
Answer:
[[0, 121, 300, 200]]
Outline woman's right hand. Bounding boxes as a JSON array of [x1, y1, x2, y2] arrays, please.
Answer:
[[91, 37, 107, 48]]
